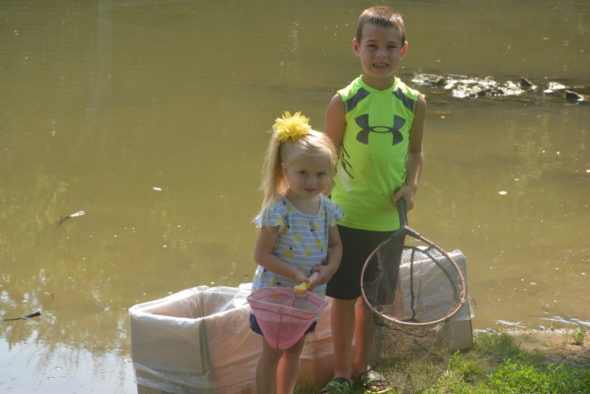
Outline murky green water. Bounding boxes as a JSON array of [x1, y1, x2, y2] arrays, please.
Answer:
[[1, 0, 588, 392]]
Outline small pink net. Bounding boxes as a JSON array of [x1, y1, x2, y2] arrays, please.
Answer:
[[247, 287, 328, 350]]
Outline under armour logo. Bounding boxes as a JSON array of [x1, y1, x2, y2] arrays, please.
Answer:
[[355, 114, 405, 145]]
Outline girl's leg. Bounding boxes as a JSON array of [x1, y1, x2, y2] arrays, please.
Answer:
[[330, 297, 357, 379], [256, 338, 283, 394], [276, 335, 306, 394]]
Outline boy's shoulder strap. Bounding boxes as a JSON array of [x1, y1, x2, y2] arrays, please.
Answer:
[[338, 77, 371, 113], [394, 78, 420, 98], [337, 77, 422, 113], [392, 78, 421, 113], [337, 76, 361, 96]]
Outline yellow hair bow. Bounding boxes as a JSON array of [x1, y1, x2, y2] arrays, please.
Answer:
[[273, 111, 311, 143]]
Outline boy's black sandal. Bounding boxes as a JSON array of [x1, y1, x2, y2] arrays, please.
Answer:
[[359, 369, 391, 393], [320, 376, 352, 393]]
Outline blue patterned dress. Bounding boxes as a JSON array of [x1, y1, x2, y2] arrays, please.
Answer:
[[252, 194, 344, 297]]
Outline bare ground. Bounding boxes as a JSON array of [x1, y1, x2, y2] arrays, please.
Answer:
[[504, 329, 590, 368]]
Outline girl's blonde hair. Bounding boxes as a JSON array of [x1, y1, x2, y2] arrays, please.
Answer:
[[260, 111, 338, 207]]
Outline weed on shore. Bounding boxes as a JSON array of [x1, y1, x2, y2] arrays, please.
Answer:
[[296, 329, 590, 393]]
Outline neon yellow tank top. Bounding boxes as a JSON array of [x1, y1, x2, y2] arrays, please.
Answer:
[[331, 76, 420, 231]]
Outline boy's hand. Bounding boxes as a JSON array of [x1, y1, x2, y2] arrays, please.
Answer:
[[393, 185, 417, 211]]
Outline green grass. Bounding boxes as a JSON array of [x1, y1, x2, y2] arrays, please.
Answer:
[[564, 327, 586, 346], [296, 330, 590, 393]]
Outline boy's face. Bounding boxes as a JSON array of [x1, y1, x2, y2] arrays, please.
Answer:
[[353, 23, 408, 87]]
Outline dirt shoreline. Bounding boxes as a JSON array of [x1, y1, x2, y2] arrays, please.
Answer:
[[486, 328, 590, 368]]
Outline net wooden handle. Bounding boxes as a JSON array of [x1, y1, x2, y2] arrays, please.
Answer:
[[396, 197, 408, 227]]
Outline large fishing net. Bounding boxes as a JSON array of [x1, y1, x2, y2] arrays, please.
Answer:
[[360, 200, 469, 392]]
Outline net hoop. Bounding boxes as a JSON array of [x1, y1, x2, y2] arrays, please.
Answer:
[[360, 227, 467, 326]]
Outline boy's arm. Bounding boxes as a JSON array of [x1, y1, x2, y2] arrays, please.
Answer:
[[395, 93, 426, 211], [325, 93, 346, 148], [254, 226, 307, 284]]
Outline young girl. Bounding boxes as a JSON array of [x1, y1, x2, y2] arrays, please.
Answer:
[[251, 111, 343, 394]]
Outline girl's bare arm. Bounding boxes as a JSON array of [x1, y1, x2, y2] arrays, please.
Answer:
[[253, 225, 307, 283]]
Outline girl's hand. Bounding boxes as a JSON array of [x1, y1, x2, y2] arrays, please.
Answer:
[[293, 274, 314, 293], [310, 265, 334, 288], [294, 272, 319, 292], [292, 270, 308, 286], [307, 272, 320, 289]]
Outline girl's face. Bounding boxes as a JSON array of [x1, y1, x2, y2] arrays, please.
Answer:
[[353, 23, 408, 89], [282, 154, 331, 201]]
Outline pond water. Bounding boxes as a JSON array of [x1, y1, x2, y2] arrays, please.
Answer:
[[1, 0, 588, 392]]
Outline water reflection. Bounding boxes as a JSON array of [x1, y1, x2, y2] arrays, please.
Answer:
[[1, 0, 589, 392]]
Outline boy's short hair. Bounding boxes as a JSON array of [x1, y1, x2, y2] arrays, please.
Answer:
[[355, 6, 406, 45]]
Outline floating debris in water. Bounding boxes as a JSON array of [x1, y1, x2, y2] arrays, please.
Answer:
[[1, 311, 41, 322], [496, 320, 524, 327], [153, 187, 162, 191], [519, 77, 536, 89], [544, 81, 567, 93], [564, 90, 583, 102], [540, 316, 587, 326], [411, 73, 586, 103], [571, 318, 590, 327], [412, 73, 526, 98], [58, 210, 86, 226]]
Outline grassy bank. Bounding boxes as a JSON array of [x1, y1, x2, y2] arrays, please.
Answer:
[[297, 328, 590, 393]]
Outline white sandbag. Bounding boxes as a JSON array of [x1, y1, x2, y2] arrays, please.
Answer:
[[129, 286, 339, 393], [397, 249, 474, 322], [129, 286, 259, 393], [397, 249, 474, 350]]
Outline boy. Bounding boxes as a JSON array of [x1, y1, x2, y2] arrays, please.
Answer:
[[322, 6, 426, 393]]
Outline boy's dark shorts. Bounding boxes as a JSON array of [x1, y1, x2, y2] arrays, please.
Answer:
[[326, 225, 394, 300], [249, 313, 317, 336]]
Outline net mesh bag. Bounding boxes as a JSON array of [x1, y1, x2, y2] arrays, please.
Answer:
[[369, 321, 452, 393], [362, 235, 467, 392], [247, 287, 327, 350]]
